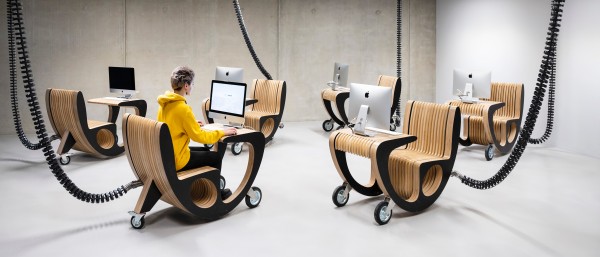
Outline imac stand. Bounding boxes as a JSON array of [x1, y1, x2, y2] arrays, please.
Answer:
[[352, 105, 371, 136]]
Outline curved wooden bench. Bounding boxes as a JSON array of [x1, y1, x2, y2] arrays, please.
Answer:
[[448, 82, 524, 159], [321, 75, 401, 131], [123, 114, 265, 228], [45, 88, 123, 159], [329, 100, 459, 224]]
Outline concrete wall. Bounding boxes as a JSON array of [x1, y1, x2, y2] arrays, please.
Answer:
[[0, 0, 436, 135], [436, 0, 600, 158]]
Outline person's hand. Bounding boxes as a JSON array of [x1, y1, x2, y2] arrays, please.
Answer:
[[197, 120, 204, 126], [223, 127, 237, 136]]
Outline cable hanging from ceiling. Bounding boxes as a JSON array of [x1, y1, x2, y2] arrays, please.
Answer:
[[233, 0, 273, 80]]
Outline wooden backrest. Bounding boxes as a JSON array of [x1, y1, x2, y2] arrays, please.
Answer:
[[248, 79, 286, 114], [489, 82, 523, 119], [45, 88, 96, 152], [402, 100, 458, 158], [377, 75, 401, 113], [122, 114, 185, 211]]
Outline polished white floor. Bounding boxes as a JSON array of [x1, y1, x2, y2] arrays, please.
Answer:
[[1, 121, 599, 257]]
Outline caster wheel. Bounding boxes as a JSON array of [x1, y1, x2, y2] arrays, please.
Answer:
[[459, 139, 473, 147], [59, 155, 71, 165], [130, 216, 145, 229], [219, 175, 226, 190], [231, 142, 243, 155], [390, 124, 397, 131], [332, 185, 349, 207], [374, 201, 392, 225], [485, 144, 494, 161], [204, 144, 214, 149], [322, 120, 334, 132], [279, 123, 284, 129], [245, 186, 262, 208]]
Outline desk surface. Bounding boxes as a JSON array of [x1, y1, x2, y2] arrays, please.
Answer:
[[88, 97, 145, 106]]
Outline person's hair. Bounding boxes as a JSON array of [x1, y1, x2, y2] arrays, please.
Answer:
[[171, 66, 195, 91]]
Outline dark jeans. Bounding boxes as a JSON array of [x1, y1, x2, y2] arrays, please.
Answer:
[[179, 146, 222, 171]]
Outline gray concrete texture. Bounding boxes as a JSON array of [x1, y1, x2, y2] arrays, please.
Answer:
[[0, 0, 435, 134]]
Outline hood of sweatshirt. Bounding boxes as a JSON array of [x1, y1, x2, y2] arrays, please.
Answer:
[[157, 91, 186, 108]]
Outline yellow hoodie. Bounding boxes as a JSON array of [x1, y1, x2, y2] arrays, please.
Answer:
[[157, 91, 224, 171]]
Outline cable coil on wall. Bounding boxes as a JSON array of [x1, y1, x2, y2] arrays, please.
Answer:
[[452, 0, 565, 189], [6, 0, 141, 203]]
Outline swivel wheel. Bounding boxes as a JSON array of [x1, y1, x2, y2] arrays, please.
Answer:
[[374, 201, 392, 225], [322, 119, 334, 132], [485, 144, 494, 161], [390, 124, 397, 131], [245, 186, 262, 208], [332, 185, 349, 207], [219, 175, 226, 190], [130, 216, 145, 229], [231, 142, 243, 155], [58, 155, 71, 165], [279, 123, 285, 129]]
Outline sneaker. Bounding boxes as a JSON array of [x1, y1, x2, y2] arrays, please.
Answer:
[[221, 188, 232, 199]]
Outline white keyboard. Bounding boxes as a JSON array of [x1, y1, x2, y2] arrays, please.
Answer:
[[366, 127, 402, 135], [460, 97, 479, 103], [202, 123, 224, 130]]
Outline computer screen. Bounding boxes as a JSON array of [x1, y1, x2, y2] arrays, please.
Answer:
[[349, 83, 392, 131], [215, 66, 244, 83], [333, 62, 349, 88], [208, 80, 247, 124], [108, 66, 135, 97], [453, 69, 491, 99]]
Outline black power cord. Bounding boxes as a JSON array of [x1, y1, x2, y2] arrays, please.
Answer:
[[528, 45, 556, 144], [452, 0, 564, 189], [233, 0, 273, 80], [7, 0, 141, 203], [394, 0, 402, 126]]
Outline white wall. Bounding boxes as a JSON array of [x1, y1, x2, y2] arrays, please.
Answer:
[[437, 0, 600, 158]]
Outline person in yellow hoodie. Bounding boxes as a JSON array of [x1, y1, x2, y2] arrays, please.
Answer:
[[157, 66, 237, 197]]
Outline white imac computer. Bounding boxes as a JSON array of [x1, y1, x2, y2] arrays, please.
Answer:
[[332, 62, 349, 89], [453, 69, 492, 102], [108, 66, 136, 98], [208, 80, 247, 126], [215, 66, 244, 83], [348, 83, 393, 136]]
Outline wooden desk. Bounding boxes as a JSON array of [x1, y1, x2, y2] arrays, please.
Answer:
[[88, 97, 147, 123], [329, 128, 416, 196], [321, 87, 350, 131]]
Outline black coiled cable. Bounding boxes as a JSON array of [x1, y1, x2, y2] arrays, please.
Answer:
[[394, 0, 402, 126], [6, 0, 141, 203], [233, 0, 273, 80], [7, 0, 58, 150], [528, 46, 556, 144], [453, 0, 564, 189]]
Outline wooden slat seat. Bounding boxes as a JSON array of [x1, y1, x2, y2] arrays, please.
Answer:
[[123, 114, 266, 226], [243, 79, 286, 141], [448, 82, 524, 156], [327, 100, 459, 224], [384, 100, 460, 211], [45, 88, 123, 158]]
